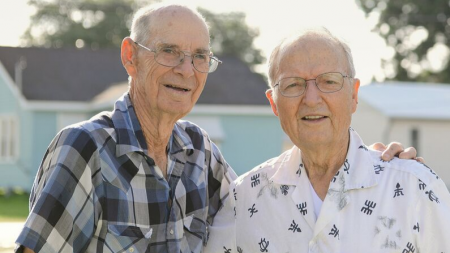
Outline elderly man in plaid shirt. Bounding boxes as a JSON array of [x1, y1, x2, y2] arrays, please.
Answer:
[[15, 3, 418, 253]]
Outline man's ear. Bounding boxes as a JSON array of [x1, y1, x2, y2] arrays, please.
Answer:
[[266, 89, 279, 116], [352, 78, 360, 113], [121, 37, 138, 78]]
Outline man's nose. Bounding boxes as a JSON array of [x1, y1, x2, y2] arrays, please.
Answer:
[[302, 79, 322, 106], [174, 55, 195, 78]]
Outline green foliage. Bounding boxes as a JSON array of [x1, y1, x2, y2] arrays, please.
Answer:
[[356, 0, 450, 83], [0, 191, 29, 222], [23, 0, 264, 67], [198, 8, 265, 66], [24, 0, 151, 49]]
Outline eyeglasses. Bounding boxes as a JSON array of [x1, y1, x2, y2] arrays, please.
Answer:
[[274, 72, 352, 97], [134, 41, 222, 73]]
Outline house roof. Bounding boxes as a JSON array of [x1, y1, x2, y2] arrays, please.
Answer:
[[0, 46, 128, 102], [0, 46, 269, 105], [359, 82, 450, 120]]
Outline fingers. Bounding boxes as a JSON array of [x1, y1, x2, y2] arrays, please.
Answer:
[[398, 147, 417, 159], [380, 142, 404, 161], [369, 142, 423, 162], [415, 157, 425, 163], [368, 142, 387, 152]]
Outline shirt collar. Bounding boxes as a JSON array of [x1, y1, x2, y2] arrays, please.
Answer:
[[111, 93, 194, 157], [270, 146, 305, 186], [269, 128, 378, 190], [112, 93, 148, 157], [340, 128, 378, 191], [169, 121, 195, 154]]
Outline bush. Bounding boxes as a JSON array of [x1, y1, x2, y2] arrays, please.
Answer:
[[0, 188, 29, 222]]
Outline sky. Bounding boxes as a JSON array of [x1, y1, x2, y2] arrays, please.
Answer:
[[0, 0, 389, 85]]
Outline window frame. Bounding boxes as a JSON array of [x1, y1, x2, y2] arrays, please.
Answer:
[[0, 115, 19, 162]]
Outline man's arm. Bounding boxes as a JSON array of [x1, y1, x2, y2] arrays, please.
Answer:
[[204, 181, 237, 253], [15, 127, 99, 253], [204, 136, 238, 252]]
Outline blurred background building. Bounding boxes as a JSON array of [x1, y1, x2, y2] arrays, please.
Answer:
[[0, 46, 283, 191], [1, 0, 450, 191]]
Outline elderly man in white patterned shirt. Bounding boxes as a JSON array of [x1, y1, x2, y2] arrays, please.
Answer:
[[204, 28, 450, 253]]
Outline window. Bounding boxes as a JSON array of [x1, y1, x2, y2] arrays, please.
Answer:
[[411, 128, 419, 155], [183, 116, 225, 148], [57, 113, 87, 132], [0, 116, 18, 161]]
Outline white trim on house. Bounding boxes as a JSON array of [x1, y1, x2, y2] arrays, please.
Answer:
[[24, 100, 91, 112], [0, 114, 19, 162], [57, 112, 88, 132], [21, 100, 274, 115], [0, 62, 27, 108], [190, 104, 273, 115], [183, 116, 225, 140]]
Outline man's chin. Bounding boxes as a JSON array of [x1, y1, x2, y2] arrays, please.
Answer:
[[160, 103, 193, 117], [296, 134, 332, 148]]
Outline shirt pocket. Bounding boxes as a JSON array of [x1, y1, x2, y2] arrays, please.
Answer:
[[105, 223, 152, 253], [371, 249, 404, 253], [183, 215, 208, 251]]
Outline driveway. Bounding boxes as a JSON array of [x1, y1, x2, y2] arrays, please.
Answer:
[[0, 222, 24, 253]]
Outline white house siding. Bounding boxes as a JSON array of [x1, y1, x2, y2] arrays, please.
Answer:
[[389, 119, 450, 187], [351, 99, 389, 145], [352, 100, 450, 188]]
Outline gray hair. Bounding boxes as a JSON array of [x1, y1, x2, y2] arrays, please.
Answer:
[[268, 27, 355, 87], [130, 3, 208, 45]]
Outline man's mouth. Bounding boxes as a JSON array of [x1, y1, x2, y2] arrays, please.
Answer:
[[302, 115, 327, 120], [164, 84, 191, 92]]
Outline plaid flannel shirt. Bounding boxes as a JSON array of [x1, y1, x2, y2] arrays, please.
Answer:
[[15, 93, 237, 253]]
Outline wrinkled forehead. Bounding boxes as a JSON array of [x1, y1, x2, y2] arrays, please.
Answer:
[[273, 35, 347, 78], [282, 35, 346, 66], [148, 6, 210, 48]]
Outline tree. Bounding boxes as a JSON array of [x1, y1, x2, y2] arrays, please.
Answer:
[[356, 0, 450, 83], [198, 8, 265, 66], [23, 0, 265, 67], [23, 0, 149, 49]]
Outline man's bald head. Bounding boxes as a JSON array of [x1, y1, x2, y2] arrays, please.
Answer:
[[130, 4, 209, 46], [268, 28, 355, 87]]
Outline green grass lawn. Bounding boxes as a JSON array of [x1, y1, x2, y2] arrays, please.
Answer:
[[0, 193, 29, 222]]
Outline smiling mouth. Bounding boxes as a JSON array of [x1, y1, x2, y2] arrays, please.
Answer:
[[164, 84, 191, 92], [302, 115, 327, 120]]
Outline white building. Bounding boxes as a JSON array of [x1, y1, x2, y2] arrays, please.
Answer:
[[352, 82, 450, 188]]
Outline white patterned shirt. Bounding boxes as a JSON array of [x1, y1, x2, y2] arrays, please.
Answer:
[[205, 129, 450, 253]]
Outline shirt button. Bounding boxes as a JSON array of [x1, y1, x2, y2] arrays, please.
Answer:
[[129, 248, 134, 252], [170, 229, 174, 235]]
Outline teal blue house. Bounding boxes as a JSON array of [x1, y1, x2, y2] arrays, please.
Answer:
[[0, 46, 286, 191]]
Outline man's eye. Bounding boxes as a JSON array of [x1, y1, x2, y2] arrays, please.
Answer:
[[285, 82, 300, 89], [194, 54, 207, 60], [324, 79, 339, 85], [162, 48, 176, 54]]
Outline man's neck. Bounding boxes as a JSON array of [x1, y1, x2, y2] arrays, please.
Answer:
[[130, 91, 177, 180], [300, 135, 350, 200]]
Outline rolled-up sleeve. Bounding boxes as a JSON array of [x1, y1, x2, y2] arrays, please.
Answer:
[[15, 127, 99, 253]]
